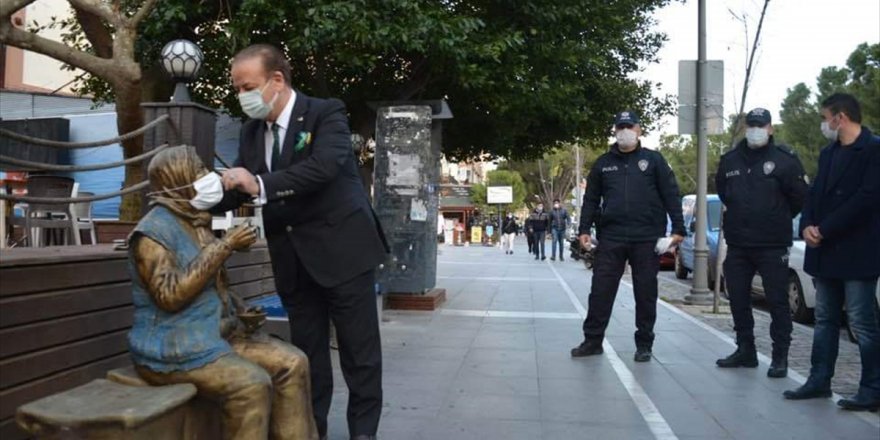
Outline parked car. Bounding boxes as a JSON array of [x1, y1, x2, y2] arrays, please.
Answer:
[[675, 194, 725, 286]]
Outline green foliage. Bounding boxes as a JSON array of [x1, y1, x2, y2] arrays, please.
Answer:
[[53, 0, 676, 159], [776, 42, 880, 180], [470, 169, 527, 213], [658, 134, 724, 196]]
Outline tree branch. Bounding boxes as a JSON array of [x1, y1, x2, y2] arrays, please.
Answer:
[[73, 5, 113, 58], [0, 20, 118, 82], [130, 0, 159, 27], [67, 0, 118, 25]]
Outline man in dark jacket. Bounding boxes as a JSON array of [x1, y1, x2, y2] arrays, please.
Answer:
[[548, 199, 570, 261], [501, 212, 518, 255], [714, 108, 807, 378], [217, 44, 387, 439], [571, 110, 685, 362], [783, 93, 880, 411], [528, 203, 550, 260]]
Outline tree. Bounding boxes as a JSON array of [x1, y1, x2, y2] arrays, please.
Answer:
[[470, 169, 527, 214], [54, 0, 677, 161], [776, 42, 880, 180], [659, 134, 724, 196], [0, 0, 160, 220], [775, 83, 822, 179]]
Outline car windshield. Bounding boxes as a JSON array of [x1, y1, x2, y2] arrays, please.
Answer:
[[707, 201, 721, 231]]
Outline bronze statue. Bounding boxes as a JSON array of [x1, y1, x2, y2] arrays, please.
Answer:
[[127, 145, 318, 439]]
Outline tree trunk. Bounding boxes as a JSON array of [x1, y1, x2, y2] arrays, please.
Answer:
[[114, 81, 145, 221]]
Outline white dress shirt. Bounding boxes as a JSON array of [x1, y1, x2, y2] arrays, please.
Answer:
[[255, 89, 296, 204]]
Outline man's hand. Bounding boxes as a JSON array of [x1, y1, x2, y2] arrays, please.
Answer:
[[803, 226, 822, 248], [670, 234, 684, 247], [579, 234, 592, 250], [221, 167, 260, 196]]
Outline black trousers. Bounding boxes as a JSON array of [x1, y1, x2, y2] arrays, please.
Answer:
[[582, 240, 659, 348], [723, 246, 792, 348], [285, 261, 382, 437]]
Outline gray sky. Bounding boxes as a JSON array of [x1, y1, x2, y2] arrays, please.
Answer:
[[639, 0, 880, 143]]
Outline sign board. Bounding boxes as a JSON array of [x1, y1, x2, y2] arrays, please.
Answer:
[[487, 186, 513, 204], [470, 227, 482, 243], [678, 60, 725, 135]]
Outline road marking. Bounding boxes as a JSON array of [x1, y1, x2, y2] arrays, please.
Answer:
[[438, 261, 538, 267], [550, 262, 679, 440], [641, 280, 880, 429], [437, 276, 556, 282], [440, 309, 582, 319], [546, 262, 587, 317]]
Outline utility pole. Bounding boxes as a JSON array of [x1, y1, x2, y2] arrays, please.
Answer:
[[685, 0, 713, 305], [575, 143, 582, 226]]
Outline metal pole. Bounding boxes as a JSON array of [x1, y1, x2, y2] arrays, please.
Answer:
[[575, 144, 582, 214], [685, 0, 712, 304]]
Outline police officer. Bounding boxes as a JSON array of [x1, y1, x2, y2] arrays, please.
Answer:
[[715, 108, 807, 378], [571, 110, 686, 362]]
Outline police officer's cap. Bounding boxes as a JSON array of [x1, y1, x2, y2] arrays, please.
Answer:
[[614, 110, 640, 127], [745, 108, 771, 127]]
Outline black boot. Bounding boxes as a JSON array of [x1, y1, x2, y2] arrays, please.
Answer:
[[571, 340, 603, 357], [767, 346, 788, 378], [716, 343, 758, 368], [783, 381, 832, 400]]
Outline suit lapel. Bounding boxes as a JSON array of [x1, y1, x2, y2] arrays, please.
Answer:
[[252, 122, 268, 174], [279, 92, 309, 168]]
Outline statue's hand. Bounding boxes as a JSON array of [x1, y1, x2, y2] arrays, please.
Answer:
[[223, 224, 258, 250]]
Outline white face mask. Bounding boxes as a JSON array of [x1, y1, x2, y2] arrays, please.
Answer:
[[189, 172, 225, 210], [820, 119, 839, 141], [745, 127, 770, 148], [615, 129, 638, 148], [238, 81, 279, 120]]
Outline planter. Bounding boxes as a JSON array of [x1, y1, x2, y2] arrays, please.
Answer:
[[94, 220, 137, 243]]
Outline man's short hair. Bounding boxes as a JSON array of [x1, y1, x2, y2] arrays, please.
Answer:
[[821, 93, 862, 123], [233, 44, 292, 85], [553, 198, 560, 203]]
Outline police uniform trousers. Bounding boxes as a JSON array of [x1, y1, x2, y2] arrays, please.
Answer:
[[723, 246, 792, 347], [582, 239, 659, 348], [285, 258, 382, 438]]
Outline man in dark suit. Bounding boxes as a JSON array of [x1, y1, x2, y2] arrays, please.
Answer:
[[216, 44, 387, 440], [783, 93, 880, 412]]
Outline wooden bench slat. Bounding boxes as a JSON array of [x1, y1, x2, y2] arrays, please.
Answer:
[[226, 247, 271, 267], [0, 282, 131, 329], [1, 330, 129, 390], [0, 353, 130, 421], [226, 264, 273, 285], [0, 416, 29, 440], [0, 260, 130, 297], [0, 307, 132, 359]]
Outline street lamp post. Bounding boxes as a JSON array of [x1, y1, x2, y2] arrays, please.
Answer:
[[161, 39, 204, 103]]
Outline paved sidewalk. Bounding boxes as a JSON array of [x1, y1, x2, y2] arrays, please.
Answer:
[[324, 243, 879, 440], [655, 272, 864, 397]]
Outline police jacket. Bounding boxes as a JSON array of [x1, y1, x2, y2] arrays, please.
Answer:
[[579, 143, 686, 243], [716, 137, 807, 248]]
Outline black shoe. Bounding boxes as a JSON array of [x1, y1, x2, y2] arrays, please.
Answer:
[[551, 256, 556, 261], [634, 347, 652, 362], [783, 383, 833, 400], [535, 256, 539, 260], [837, 393, 880, 412], [767, 346, 788, 378], [351, 436, 377, 440], [571, 341, 603, 357], [716, 344, 758, 368], [560, 257, 564, 262], [541, 256, 546, 261]]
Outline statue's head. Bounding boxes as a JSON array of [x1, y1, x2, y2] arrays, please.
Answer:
[[147, 146, 222, 214]]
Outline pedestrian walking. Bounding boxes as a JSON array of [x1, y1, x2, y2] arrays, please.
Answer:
[[570, 110, 685, 363], [714, 108, 808, 378], [528, 203, 550, 260], [783, 93, 880, 411], [502, 213, 518, 254], [548, 198, 570, 261]]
